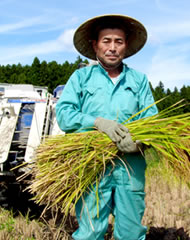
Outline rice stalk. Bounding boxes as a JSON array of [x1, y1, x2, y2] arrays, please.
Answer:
[[28, 100, 190, 218]]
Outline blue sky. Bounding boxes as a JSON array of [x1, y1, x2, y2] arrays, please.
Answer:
[[0, 0, 190, 90]]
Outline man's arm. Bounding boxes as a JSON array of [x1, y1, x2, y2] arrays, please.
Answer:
[[56, 71, 96, 133]]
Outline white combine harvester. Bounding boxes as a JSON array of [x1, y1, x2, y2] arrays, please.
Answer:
[[0, 83, 63, 209]]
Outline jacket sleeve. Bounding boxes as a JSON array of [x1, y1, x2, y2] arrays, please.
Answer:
[[55, 71, 96, 133], [137, 74, 158, 119]]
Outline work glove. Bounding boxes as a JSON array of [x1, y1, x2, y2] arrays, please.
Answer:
[[116, 134, 142, 153], [95, 117, 141, 153], [94, 117, 128, 142]]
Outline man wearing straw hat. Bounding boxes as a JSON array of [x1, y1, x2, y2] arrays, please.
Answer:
[[56, 14, 158, 240]]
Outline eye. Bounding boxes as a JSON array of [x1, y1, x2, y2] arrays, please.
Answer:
[[116, 40, 124, 44], [102, 39, 110, 43]]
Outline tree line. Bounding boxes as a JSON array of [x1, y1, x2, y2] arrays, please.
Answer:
[[150, 81, 190, 115], [0, 56, 189, 114], [0, 56, 88, 93]]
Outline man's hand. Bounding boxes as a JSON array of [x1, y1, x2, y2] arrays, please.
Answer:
[[94, 117, 141, 153], [116, 135, 142, 153], [94, 117, 128, 142]]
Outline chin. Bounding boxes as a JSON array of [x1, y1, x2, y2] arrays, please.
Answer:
[[105, 61, 120, 67]]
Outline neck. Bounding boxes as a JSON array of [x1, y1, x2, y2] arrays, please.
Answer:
[[107, 67, 121, 78], [97, 58, 123, 78]]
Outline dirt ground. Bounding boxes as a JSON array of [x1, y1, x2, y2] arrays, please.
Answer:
[[42, 214, 190, 240], [146, 226, 190, 240], [0, 167, 190, 239]]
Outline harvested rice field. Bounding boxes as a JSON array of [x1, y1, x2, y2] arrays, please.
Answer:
[[0, 160, 190, 240], [143, 175, 190, 239]]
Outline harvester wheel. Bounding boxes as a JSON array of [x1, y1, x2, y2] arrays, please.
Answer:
[[0, 187, 9, 208]]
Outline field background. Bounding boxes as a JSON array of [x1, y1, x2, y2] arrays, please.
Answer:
[[0, 156, 190, 240]]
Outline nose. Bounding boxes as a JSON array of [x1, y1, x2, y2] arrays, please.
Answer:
[[109, 41, 116, 51]]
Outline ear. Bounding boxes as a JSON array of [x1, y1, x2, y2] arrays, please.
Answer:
[[92, 40, 98, 53]]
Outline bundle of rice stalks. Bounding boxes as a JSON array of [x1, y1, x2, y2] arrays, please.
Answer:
[[28, 100, 190, 217]]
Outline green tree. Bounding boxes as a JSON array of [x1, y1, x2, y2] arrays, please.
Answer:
[[180, 85, 190, 113], [153, 81, 166, 111], [29, 57, 41, 85], [39, 60, 49, 87], [9, 73, 18, 83], [18, 73, 27, 84], [47, 61, 61, 93]]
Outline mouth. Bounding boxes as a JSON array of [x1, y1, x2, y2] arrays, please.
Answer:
[[105, 54, 119, 60]]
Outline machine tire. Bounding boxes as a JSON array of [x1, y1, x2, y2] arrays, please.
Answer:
[[0, 187, 9, 208]]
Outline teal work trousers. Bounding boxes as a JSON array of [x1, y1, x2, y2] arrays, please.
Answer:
[[72, 153, 147, 240]]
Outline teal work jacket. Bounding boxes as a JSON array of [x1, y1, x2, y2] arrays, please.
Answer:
[[56, 63, 158, 133]]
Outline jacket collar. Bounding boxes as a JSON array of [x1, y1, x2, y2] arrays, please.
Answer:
[[97, 63, 139, 93], [120, 64, 139, 93]]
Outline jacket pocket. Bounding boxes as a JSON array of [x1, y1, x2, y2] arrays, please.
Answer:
[[81, 86, 105, 116]]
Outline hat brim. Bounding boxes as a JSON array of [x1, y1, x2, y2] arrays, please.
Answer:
[[73, 14, 147, 60]]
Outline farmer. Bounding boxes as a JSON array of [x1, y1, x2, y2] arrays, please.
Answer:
[[56, 14, 158, 240]]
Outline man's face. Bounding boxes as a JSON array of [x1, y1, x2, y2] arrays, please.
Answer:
[[92, 28, 127, 68]]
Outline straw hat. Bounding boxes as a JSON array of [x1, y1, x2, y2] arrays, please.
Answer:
[[73, 14, 147, 60]]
